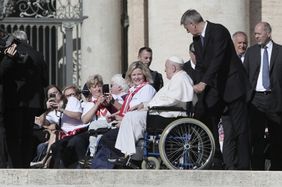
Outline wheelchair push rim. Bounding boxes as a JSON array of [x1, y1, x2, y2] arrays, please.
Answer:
[[159, 118, 215, 170]]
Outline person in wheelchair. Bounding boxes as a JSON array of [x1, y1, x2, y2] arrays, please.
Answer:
[[110, 56, 197, 166]]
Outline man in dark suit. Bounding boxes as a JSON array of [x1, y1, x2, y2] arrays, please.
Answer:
[[138, 47, 163, 91], [180, 9, 250, 169], [232, 31, 248, 63], [0, 30, 48, 168], [244, 22, 282, 170]]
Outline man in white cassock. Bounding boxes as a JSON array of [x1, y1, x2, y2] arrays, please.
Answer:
[[114, 56, 197, 158]]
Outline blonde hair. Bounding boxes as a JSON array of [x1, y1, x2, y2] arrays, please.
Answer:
[[125, 61, 153, 85], [63, 85, 81, 95], [86, 74, 104, 89], [62, 84, 81, 100]]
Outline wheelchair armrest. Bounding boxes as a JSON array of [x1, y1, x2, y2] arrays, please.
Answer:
[[148, 106, 186, 112], [89, 128, 110, 136]]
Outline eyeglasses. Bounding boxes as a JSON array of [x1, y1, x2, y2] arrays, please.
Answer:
[[65, 93, 76, 98]]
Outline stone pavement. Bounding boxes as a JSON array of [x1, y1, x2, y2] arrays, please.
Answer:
[[0, 169, 281, 187]]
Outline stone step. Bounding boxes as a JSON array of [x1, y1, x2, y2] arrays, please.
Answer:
[[0, 169, 281, 187]]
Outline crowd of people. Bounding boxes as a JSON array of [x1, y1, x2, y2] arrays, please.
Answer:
[[0, 9, 281, 171]]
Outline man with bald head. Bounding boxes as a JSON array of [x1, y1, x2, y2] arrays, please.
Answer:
[[111, 56, 197, 164], [232, 31, 248, 62], [244, 22, 282, 170]]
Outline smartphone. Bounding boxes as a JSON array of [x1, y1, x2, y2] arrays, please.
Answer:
[[48, 93, 56, 103], [49, 93, 56, 98], [103, 84, 110, 95]]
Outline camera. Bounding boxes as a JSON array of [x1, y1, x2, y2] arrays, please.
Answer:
[[0, 32, 20, 50]]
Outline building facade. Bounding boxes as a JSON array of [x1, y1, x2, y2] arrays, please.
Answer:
[[1, 0, 282, 88], [82, 0, 282, 86]]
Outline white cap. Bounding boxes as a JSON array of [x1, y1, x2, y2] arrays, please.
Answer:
[[168, 56, 184, 64]]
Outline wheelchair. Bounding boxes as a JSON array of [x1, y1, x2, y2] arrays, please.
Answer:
[[141, 104, 215, 170]]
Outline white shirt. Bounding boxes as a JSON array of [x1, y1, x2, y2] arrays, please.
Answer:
[[201, 21, 208, 38], [128, 84, 156, 109], [148, 70, 197, 117], [240, 53, 245, 63], [112, 92, 127, 104], [82, 101, 111, 121], [256, 41, 273, 91], [46, 96, 88, 133], [190, 60, 196, 69]]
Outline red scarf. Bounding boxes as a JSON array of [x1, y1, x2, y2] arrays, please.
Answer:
[[118, 82, 147, 117], [92, 97, 109, 117], [60, 127, 87, 139]]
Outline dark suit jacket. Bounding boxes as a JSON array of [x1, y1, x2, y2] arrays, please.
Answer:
[[183, 60, 197, 83], [1, 42, 48, 109], [244, 42, 282, 112], [193, 21, 248, 107], [150, 69, 163, 92]]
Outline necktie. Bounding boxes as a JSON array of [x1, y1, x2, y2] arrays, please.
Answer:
[[200, 35, 204, 46], [262, 46, 270, 90]]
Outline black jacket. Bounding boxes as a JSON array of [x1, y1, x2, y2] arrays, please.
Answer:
[[193, 21, 249, 107], [1, 42, 48, 109]]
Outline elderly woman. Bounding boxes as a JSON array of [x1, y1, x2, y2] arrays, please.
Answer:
[[91, 61, 156, 168], [110, 74, 129, 105]]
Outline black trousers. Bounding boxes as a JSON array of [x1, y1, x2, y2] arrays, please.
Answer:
[[51, 131, 89, 168], [99, 128, 123, 157], [4, 107, 43, 168], [199, 96, 249, 169], [0, 112, 8, 168], [250, 92, 282, 170]]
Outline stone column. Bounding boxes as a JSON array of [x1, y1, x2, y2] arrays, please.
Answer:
[[81, 0, 122, 85], [127, 0, 147, 64]]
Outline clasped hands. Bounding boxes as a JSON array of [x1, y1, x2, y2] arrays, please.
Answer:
[[193, 82, 207, 93]]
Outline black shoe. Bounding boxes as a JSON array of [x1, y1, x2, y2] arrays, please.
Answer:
[[108, 156, 140, 169], [108, 156, 130, 166]]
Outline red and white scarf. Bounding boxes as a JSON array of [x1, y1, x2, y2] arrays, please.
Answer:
[[92, 97, 109, 118], [118, 82, 147, 117]]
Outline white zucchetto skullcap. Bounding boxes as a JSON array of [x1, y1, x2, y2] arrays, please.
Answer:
[[168, 56, 184, 64]]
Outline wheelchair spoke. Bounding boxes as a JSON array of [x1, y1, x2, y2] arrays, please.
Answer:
[[157, 118, 215, 170]]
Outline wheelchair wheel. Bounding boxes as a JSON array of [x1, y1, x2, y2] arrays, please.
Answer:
[[141, 157, 160, 169], [159, 118, 215, 170]]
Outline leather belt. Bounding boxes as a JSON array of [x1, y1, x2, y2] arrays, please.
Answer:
[[255, 91, 272, 95]]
